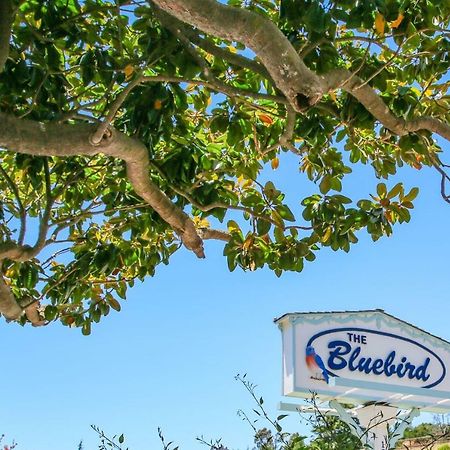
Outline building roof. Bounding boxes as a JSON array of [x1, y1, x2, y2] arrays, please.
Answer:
[[274, 309, 450, 346]]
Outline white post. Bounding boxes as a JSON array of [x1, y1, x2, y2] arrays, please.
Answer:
[[329, 401, 421, 450], [355, 404, 398, 450], [389, 408, 420, 449]]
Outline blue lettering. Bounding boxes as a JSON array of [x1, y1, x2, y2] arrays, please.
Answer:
[[404, 362, 416, 379], [322, 345, 431, 383], [372, 359, 384, 375], [416, 358, 430, 381], [348, 347, 361, 371], [327, 340, 351, 370], [384, 351, 396, 376], [359, 357, 373, 374]]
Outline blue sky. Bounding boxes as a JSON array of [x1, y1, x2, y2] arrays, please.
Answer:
[[2, 145, 450, 449]]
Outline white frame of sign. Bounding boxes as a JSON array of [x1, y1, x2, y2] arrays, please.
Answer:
[[275, 310, 450, 413]]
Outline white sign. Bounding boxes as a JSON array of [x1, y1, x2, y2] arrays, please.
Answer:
[[275, 310, 450, 412]]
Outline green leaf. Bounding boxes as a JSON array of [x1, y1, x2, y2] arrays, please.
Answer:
[[332, 195, 352, 204], [108, 297, 122, 312], [44, 305, 58, 321], [271, 209, 285, 228], [403, 187, 419, 202], [256, 218, 271, 235], [319, 175, 332, 195], [276, 205, 295, 222], [377, 183, 387, 198], [387, 183, 403, 199], [357, 199, 372, 211], [82, 321, 91, 336]]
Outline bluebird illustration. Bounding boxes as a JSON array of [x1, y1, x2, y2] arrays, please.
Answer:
[[305, 346, 330, 384]]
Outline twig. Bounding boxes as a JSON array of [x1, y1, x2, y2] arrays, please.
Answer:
[[90, 73, 144, 145], [0, 164, 26, 244]]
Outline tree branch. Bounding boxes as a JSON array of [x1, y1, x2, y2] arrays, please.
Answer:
[[153, 7, 272, 80], [0, 163, 27, 244], [326, 68, 450, 141], [0, 160, 54, 263], [90, 73, 144, 145], [262, 106, 297, 156], [406, 117, 450, 141], [140, 75, 286, 104], [24, 301, 46, 327], [0, 272, 22, 320], [156, 10, 282, 109], [153, 0, 450, 142], [186, 30, 271, 80], [198, 228, 230, 242], [151, 0, 326, 110], [0, 0, 13, 72], [0, 112, 205, 258], [35, 157, 53, 250], [0, 241, 40, 262]]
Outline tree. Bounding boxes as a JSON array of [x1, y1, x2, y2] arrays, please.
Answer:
[[398, 420, 450, 448], [0, 0, 449, 330]]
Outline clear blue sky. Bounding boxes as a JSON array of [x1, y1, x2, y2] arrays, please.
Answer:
[[2, 146, 450, 449]]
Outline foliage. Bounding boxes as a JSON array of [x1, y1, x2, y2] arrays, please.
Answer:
[[397, 419, 450, 449], [0, 0, 449, 330], [91, 425, 128, 450], [402, 422, 438, 439], [231, 374, 361, 450]]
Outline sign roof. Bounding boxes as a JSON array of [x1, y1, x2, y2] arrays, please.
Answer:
[[274, 309, 450, 346]]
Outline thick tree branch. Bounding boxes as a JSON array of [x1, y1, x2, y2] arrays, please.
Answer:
[[186, 31, 271, 80], [156, 11, 280, 109], [154, 7, 272, 80], [151, 0, 326, 110], [0, 112, 205, 258], [24, 302, 46, 326], [0, 272, 22, 320], [198, 228, 230, 242], [153, 1, 450, 142], [326, 68, 450, 141], [406, 117, 450, 141], [0, 0, 13, 72]]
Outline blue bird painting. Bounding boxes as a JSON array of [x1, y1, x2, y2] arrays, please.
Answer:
[[305, 345, 330, 384]]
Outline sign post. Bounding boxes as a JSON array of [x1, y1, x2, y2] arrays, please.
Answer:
[[329, 401, 420, 450], [275, 310, 450, 449]]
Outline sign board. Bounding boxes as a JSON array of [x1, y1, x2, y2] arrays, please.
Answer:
[[275, 310, 450, 412]]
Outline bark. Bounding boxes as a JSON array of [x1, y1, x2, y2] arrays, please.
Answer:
[[24, 302, 46, 327], [326, 69, 450, 141], [0, 273, 22, 320], [199, 228, 230, 242], [0, 241, 41, 262], [406, 117, 450, 142], [154, 7, 271, 80], [153, 0, 450, 143], [0, 0, 13, 72], [151, 0, 326, 110], [0, 112, 205, 258]]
